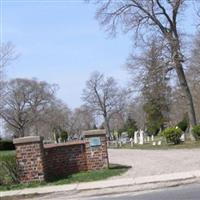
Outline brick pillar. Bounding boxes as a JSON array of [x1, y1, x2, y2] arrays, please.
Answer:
[[83, 130, 109, 170], [13, 136, 46, 183]]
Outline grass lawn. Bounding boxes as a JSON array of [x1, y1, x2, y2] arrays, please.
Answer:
[[110, 140, 200, 150], [0, 163, 130, 191], [0, 150, 17, 188], [0, 150, 16, 156]]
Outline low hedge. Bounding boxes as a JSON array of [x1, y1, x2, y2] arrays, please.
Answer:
[[0, 140, 15, 151]]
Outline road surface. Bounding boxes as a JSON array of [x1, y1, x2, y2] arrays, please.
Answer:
[[29, 183, 200, 200], [84, 183, 200, 200]]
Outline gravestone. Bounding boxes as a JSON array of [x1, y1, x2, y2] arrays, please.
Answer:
[[157, 141, 162, 145], [180, 133, 185, 142], [134, 131, 138, 144], [130, 138, 134, 147], [151, 135, 154, 141], [139, 129, 144, 145]]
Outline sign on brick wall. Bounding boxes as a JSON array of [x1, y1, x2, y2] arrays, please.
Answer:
[[89, 137, 101, 147]]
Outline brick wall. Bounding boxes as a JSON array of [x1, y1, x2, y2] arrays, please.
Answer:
[[44, 141, 87, 179], [13, 130, 108, 183]]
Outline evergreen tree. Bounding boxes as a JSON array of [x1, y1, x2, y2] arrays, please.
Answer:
[[123, 116, 138, 138], [141, 40, 170, 135]]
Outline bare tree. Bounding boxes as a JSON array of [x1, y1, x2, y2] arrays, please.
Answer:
[[187, 32, 200, 123], [189, 32, 200, 78], [32, 99, 71, 140], [0, 42, 17, 69], [67, 105, 96, 139], [82, 72, 127, 139], [127, 97, 146, 129], [0, 43, 17, 110], [109, 112, 125, 132], [93, 0, 197, 130], [0, 43, 18, 137], [1, 78, 56, 138], [74, 105, 95, 131], [169, 85, 187, 125], [195, 1, 200, 26]]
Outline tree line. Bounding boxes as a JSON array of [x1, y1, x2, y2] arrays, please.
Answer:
[[1, 0, 200, 140], [90, 0, 200, 139]]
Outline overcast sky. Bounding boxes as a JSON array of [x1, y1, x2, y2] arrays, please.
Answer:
[[2, 0, 198, 109]]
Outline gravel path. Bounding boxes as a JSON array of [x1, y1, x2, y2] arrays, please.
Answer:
[[108, 149, 200, 179]]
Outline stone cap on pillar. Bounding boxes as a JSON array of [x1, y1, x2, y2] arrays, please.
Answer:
[[13, 136, 43, 145], [83, 129, 106, 137]]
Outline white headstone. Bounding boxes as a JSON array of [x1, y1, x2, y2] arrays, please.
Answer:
[[151, 135, 154, 141], [180, 133, 185, 142], [134, 131, 138, 144], [139, 129, 144, 145], [115, 141, 118, 148], [131, 140, 134, 147], [119, 141, 122, 147], [147, 136, 150, 142], [54, 133, 57, 143], [107, 141, 109, 147], [157, 141, 162, 145], [152, 142, 156, 146]]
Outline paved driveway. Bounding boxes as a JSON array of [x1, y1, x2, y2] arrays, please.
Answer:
[[108, 149, 200, 179]]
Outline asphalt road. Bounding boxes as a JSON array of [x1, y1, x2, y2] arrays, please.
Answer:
[[86, 183, 200, 200], [31, 183, 200, 200]]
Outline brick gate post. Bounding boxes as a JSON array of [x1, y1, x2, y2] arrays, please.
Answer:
[[83, 130, 109, 170], [13, 136, 46, 183]]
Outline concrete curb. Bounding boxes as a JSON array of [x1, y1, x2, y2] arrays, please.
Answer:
[[1, 171, 200, 198]]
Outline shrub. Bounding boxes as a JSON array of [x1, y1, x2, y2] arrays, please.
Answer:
[[0, 153, 18, 185], [177, 117, 188, 132], [161, 127, 182, 144], [127, 128, 135, 138], [0, 140, 15, 151], [60, 131, 68, 142], [119, 117, 138, 138], [192, 125, 200, 141]]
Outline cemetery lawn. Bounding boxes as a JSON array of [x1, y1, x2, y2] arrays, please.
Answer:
[[0, 150, 15, 156], [114, 141, 200, 150], [0, 163, 130, 191]]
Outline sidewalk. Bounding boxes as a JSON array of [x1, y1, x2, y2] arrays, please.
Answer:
[[1, 171, 200, 199]]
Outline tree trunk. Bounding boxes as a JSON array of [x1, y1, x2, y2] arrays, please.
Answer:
[[168, 34, 197, 137], [104, 115, 112, 140], [18, 127, 25, 138], [175, 60, 197, 138]]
